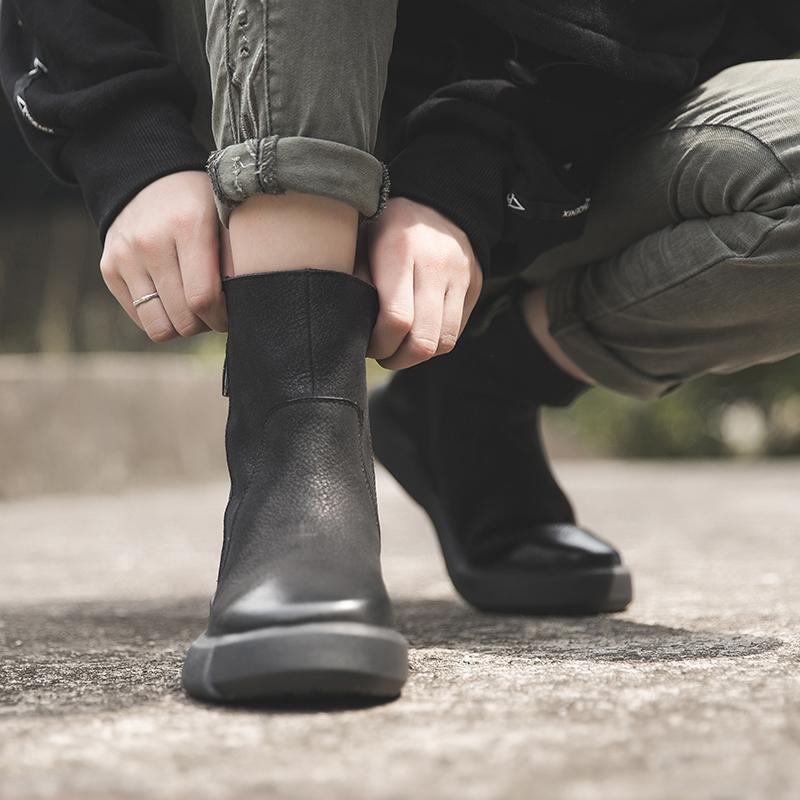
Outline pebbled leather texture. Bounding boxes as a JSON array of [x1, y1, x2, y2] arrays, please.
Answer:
[[373, 294, 622, 571], [208, 269, 393, 637]]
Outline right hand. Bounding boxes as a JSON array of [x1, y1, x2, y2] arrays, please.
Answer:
[[365, 198, 483, 370], [100, 171, 228, 341]]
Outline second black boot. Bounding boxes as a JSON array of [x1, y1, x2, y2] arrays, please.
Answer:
[[183, 269, 408, 702], [370, 291, 632, 615]]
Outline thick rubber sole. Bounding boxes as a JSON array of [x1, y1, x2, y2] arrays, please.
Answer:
[[182, 621, 409, 703], [370, 384, 633, 615]]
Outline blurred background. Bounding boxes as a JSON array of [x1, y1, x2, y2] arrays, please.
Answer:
[[2, 95, 800, 500]]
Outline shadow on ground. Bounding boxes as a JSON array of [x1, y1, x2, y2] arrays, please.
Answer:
[[394, 598, 781, 662], [0, 596, 782, 717]]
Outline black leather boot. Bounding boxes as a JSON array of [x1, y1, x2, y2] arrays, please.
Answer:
[[183, 269, 408, 702], [370, 292, 632, 615]]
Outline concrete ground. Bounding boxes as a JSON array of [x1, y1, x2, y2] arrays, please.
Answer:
[[0, 461, 798, 799]]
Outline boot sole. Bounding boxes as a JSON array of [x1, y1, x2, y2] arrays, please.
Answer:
[[183, 621, 409, 702], [370, 385, 632, 615]]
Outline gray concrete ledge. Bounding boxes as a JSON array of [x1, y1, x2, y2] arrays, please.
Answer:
[[0, 354, 227, 499], [0, 354, 588, 499]]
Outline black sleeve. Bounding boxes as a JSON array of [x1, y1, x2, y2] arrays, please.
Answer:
[[388, 89, 510, 277], [0, 0, 208, 239], [759, 1, 800, 53], [388, 79, 593, 277]]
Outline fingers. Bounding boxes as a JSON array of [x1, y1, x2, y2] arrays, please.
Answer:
[[437, 286, 464, 355], [100, 242, 177, 341], [178, 220, 228, 332], [116, 241, 178, 343], [127, 279, 176, 343], [462, 258, 484, 330], [365, 196, 483, 369], [99, 254, 144, 331], [380, 275, 445, 371], [367, 237, 415, 361], [99, 171, 223, 344], [151, 251, 210, 338], [109, 240, 208, 343]]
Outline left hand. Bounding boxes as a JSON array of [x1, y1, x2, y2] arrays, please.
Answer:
[[364, 197, 483, 370], [101, 171, 227, 342]]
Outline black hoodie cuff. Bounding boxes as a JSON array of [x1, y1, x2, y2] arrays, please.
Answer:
[[61, 98, 209, 241], [388, 129, 508, 275]]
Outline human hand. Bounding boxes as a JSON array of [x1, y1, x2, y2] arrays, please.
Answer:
[[100, 171, 227, 341], [366, 198, 483, 370]]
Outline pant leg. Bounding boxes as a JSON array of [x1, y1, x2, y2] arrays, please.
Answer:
[[204, 0, 397, 225], [527, 60, 800, 399]]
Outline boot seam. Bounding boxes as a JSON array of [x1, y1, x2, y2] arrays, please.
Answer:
[[357, 416, 382, 532], [217, 489, 241, 582]]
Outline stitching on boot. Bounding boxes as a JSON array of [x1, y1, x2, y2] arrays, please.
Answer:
[[217, 493, 242, 581], [357, 413, 382, 530]]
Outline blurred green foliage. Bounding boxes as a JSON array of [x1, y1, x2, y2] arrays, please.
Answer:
[[547, 358, 800, 457]]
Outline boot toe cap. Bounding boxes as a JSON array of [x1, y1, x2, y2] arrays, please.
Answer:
[[209, 585, 394, 636], [477, 523, 623, 571]]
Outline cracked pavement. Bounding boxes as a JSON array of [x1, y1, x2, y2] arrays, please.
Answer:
[[1, 460, 799, 799]]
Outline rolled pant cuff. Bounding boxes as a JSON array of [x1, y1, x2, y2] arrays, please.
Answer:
[[545, 271, 680, 401], [207, 135, 390, 226]]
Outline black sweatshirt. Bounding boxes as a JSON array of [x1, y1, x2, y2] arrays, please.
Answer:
[[0, 0, 208, 238], [2, 0, 799, 272], [386, 0, 800, 274]]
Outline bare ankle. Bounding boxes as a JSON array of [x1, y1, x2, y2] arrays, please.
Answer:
[[228, 192, 358, 276], [520, 288, 596, 385]]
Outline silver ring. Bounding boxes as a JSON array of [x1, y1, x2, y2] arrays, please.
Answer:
[[132, 291, 160, 308]]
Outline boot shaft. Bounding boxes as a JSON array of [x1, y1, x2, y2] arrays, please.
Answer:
[[222, 269, 379, 410], [456, 291, 587, 408], [221, 269, 379, 496]]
